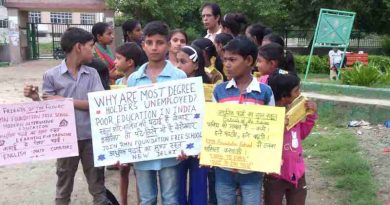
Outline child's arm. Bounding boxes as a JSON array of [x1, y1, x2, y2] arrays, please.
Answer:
[[300, 100, 318, 140]]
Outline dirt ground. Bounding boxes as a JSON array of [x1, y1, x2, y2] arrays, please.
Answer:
[[0, 60, 388, 205], [353, 125, 390, 204]]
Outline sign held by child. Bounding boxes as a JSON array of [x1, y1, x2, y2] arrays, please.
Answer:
[[0, 99, 78, 166], [200, 102, 285, 173], [89, 77, 205, 167]]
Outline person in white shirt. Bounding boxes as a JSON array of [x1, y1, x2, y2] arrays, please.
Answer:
[[201, 3, 222, 42], [328, 47, 344, 80]]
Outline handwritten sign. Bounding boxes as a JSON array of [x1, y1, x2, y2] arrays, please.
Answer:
[[0, 99, 78, 166], [200, 102, 285, 173], [88, 77, 205, 167]]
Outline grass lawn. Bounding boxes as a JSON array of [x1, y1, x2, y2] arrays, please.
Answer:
[[304, 124, 381, 205], [38, 43, 53, 55]]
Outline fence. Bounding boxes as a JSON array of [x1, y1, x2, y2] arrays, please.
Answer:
[[273, 29, 383, 49]]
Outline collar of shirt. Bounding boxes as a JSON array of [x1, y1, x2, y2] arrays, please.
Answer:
[[133, 60, 174, 80], [205, 26, 222, 39], [59, 60, 90, 75], [225, 76, 261, 93]]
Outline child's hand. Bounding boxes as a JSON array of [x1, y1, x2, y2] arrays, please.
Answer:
[[42, 95, 65, 100], [284, 115, 290, 127], [305, 100, 317, 114], [176, 150, 188, 161], [24, 84, 40, 101]]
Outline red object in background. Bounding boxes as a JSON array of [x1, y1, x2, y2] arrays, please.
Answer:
[[384, 147, 390, 153]]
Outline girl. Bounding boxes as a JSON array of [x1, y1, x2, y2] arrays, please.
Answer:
[[214, 33, 234, 81], [212, 36, 275, 205], [176, 45, 211, 205], [113, 42, 144, 205], [92, 22, 121, 83], [192, 38, 224, 84], [257, 42, 292, 84], [122, 19, 148, 66], [221, 13, 247, 37], [265, 73, 317, 205], [245, 23, 272, 47], [262, 34, 296, 75], [168, 29, 188, 66], [122, 19, 143, 44]]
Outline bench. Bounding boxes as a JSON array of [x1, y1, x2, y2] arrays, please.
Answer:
[[346, 53, 369, 67]]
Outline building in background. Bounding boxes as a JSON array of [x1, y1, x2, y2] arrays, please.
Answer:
[[1, 0, 113, 64]]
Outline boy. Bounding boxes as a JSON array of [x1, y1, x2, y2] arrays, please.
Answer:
[[212, 37, 275, 205], [127, 21, 187, 205], [24, 27, 109, 205]]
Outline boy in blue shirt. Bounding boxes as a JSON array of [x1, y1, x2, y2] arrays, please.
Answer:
[[127, 21, 187, 205]]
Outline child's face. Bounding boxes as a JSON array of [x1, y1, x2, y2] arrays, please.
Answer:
[[223, 50, 252, 79], [256, 55, 276, 75], [284, 85, 301, 105], [128, 24, 143, 42], [114, 53, 133, 73], [79, 40, 95, 64], [176, 51, 197, 77], [98, 27, 114, 45], [143, 34, 169, 63], [170, 32, 186, 54]]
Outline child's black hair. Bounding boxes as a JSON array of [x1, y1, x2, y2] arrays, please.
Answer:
[[122, 19, 140, 42], [143, 21, 170, 39], [180, 45, 211, 84], [115, 42, 143, 67], [268, 73, 300, 102], [85, 58, 110, 90], [247, 23, 271, 45], [223, 36, 258, 66], [169, 29, 188, 43], [221, 13, 247, 36], [201, 2, 221, 21], [92, 22, 110, 42], [215, 33, 234, 46], [263, 34, 297, 74], [258, 42, 285, 68], [191, 38, 217, 60], [60, 27, 94, 54]]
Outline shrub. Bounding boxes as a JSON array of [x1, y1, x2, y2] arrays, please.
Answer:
[[294, 55, 328, 74], [341, 63, 384, 86], [368, 55, 390, 72], [382, 35, 390, 56]]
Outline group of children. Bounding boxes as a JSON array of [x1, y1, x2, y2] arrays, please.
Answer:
[[23, 2, 318, 205]]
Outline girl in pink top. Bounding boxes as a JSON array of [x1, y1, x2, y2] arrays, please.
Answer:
[[264, 73, 318, 205]]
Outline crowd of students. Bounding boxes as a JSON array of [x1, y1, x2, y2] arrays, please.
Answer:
[[23, 2, 318, 205]]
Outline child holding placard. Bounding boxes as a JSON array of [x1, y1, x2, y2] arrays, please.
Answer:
[[24, 27, 109, 205], [127, 20, 187, 205], [176, 44, 211, 205], [212, 36, 275, 205], [265, 73, 317, 205]]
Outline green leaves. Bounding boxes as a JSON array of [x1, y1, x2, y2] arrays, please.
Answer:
[[341, 63, 390, 87]]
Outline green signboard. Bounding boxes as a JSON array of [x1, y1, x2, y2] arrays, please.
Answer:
[[304, 9, 356, 80]]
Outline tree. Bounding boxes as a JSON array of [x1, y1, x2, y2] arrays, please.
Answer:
[[106, 0, 389, 35]]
